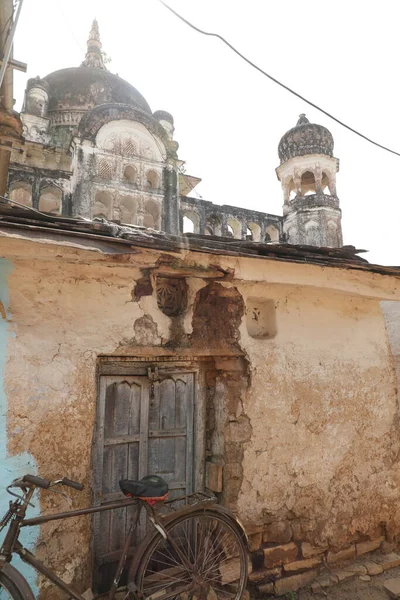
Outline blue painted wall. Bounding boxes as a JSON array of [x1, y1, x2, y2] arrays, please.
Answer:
[[0, 259, 39, 594]]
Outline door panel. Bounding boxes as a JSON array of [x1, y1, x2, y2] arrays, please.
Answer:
[[93, 369, 195, 592]]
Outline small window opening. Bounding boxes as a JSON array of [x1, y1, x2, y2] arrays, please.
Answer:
[[146, 170, 159, 190], [301, 171, 316, 196], [183, 216, 195, 233], [124, 165, 137, 184]]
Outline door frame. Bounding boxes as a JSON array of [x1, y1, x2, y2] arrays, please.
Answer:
[[93, 355, 212, 501]]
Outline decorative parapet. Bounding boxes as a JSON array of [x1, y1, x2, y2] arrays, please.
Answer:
[[48, 110, 87, 127]]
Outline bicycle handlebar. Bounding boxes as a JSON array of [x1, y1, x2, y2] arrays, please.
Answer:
[[23, 474, 51, 489], [11, 474, 84, 492], [60, 478, 84, 491]]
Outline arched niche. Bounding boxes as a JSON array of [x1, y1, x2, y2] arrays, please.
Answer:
[[247, 222, 261, 242], [120, 196, 137, 224], [305, 220, 320, 245], [287, 226, 299, 244], [265, 225, 279, 242], [326, 220, 338, 247], [227, 217, 242, 239], [144, 199, 160, 229], [39, 186, 62, 214], [124, 165, 137, 184], [205, 214, 222, 236], [9, 182, 32, 208], [93, 191, 112, 220], [96, 120, 165, 162], [182, 210, 200, 234], [146, 170, 160, 190], [301, 171, 316, 196]]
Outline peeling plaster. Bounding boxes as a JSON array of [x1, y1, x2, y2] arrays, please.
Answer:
[[0, 259, 39, 594]]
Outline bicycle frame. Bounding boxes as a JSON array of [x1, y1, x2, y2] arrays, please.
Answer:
[[0, 487, 230, 600], [1, 490, 143, 600]]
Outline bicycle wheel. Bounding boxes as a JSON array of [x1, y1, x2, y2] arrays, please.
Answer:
[[0, 571, 28, 600], [135, 509, 248, 600]]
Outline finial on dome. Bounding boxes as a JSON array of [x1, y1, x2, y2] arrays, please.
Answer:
[[81, 19, 107, 70], [296, 114, 310, 126]]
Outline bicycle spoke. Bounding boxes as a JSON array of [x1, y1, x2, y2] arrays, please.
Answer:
[[0, 584, 14, 599], [136, 512, 246, 600]]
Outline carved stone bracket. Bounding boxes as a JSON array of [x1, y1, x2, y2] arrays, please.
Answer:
[[156, 277, 187, 317]]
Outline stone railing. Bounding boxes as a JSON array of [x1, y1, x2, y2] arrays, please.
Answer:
[[49, 110, 86, 127]]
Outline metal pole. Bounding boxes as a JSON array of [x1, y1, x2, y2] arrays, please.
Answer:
[[0, 0, 24, 89]]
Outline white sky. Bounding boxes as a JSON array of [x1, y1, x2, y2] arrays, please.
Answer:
[[12, 0, 400, 265]]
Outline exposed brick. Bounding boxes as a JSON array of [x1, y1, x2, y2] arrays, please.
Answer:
[[334, 569, 354, 582], [245, 524, 264, 536], [327, 545, 356, 564], [248, 533, 262, 552], [274, 569, 318, 596], [227, 418, 252, 443], [214, 357, 247, 372], [356, 537, 384, 556], [249, 567, 282, 584], [263, 521, 292, 544], [342, 564, 367, 576], [205, 461, 223, 492], [384, 578, 400, 598], [378, 553, 400, 571], [263, 543, 298, 569], [364, 560, 384, 576], [249, 566, 282, 584], [283, 557, 321, 574], [301, 542, 328, 559], [258, 582, 274, 595]]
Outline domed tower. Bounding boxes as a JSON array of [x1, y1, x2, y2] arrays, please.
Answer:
[[9, 20, 181, 233], [276, 114, 342, 247]]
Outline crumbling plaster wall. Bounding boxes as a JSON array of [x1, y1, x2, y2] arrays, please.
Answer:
[[236, 284, 400, 548], [1, 245, 176, 596], [1, 237, 400, 594], [381, 301, 400, 389]]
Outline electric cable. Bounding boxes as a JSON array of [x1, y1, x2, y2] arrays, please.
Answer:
[[157, 0, 400, 158]]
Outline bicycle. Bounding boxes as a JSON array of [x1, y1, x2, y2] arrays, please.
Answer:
[[0, 473, 249, 599]]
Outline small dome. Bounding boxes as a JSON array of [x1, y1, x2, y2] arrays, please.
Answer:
[[278, 114, 334, 164], [43, 67, 152, 114], [153, 110, 174, 125]]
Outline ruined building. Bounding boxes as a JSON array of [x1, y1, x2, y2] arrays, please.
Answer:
[[5, 19, 399, 600], [6, 21, 342, 247]]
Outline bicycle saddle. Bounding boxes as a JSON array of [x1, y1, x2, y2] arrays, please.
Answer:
[[119, 475, 169, 499]]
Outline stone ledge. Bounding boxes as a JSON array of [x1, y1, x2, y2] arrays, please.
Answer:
[[250, 549, 400, 597], [263, 542, 298, 569]]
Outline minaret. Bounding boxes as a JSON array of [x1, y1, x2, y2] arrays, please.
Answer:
[[81, 19, 107, 70], [276, 114, 342, 247]]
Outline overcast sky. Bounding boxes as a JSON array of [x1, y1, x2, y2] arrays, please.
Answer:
[[12, 0, 400, 265]]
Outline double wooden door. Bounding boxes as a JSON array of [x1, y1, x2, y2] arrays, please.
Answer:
[[93, 367, 195, 591]]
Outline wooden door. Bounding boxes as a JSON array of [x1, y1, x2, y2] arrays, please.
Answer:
[[93, 369, 195, 592]]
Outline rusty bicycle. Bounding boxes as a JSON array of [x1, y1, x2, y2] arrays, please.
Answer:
[[0, 473, 248, 599]]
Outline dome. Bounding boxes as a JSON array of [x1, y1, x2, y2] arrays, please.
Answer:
[[43, 67, 151, 115], [278, 114, 334, 164]]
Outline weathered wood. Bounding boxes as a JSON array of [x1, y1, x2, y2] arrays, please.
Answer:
[[94, 369, 197, 590]]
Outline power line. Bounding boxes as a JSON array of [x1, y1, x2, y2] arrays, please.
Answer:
[[157, 0, 400, 159]]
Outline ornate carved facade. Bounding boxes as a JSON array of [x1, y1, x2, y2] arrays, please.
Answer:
[[6, 23, 343, 248]]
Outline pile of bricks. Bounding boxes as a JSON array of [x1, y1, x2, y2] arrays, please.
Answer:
[[246, 520, 387, 596]]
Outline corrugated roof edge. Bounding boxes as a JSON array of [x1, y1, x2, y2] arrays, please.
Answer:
[[0, 206, 399, 277]]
